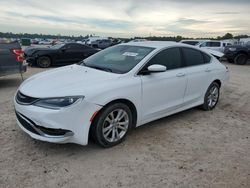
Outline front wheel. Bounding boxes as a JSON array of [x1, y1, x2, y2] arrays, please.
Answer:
[[37, 56, 51, 68], [91, 103, 133, 147], [234, 54, 248, 65], [201, 82, 220, 111]]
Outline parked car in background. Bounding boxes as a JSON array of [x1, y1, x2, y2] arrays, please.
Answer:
[[224, 42, 250, 65], [91, 39, 112, 49], [180, 40, 232, 53], [39, 39, 52, 45], [14, 41, 229, 147], [31, 39, 39, 44], [24, 43, 99, 68], [129, 39, 147, 42], [199, 40, 231, 53], [180, 40, 206, 46], [0, 41, 27, 77], [86, 37, 107, 45]]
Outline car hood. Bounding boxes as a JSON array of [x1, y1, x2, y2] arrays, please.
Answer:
[[19, 64, 121, 98], [202, 48, 224, 58]]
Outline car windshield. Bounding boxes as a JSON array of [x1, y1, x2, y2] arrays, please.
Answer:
[[50, 44, 65, 49], [81, 45, 154, 74]]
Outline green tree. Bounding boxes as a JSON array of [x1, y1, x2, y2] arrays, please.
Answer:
[[221, 33, 233, 39]]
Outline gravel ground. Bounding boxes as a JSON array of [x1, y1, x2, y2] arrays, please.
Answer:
[[0, 62, 249, 188]]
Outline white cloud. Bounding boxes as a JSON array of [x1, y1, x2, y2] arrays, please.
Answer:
[[0, 0, 249, 37]]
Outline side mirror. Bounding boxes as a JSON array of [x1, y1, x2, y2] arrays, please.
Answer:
[[139, 64, 167, 75], [147, 64, 167, 73]]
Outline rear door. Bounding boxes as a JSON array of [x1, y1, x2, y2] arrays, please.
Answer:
[[181, 47, 212, 105], [140, 47, 188, 122]]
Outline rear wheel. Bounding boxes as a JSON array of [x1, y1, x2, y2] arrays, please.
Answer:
[[37, 56, 51, 68], [91, 103, 132, 147], [234, 54, 248, 65], [201, 82, 220, 111]]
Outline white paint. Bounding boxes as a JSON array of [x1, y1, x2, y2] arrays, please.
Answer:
[[14, 41, 229, 145]]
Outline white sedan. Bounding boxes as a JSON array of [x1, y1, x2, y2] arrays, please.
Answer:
[[14, 41, 229, 147]]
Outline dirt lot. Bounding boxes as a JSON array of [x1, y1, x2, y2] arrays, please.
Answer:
[[0, 62, 249, 188]]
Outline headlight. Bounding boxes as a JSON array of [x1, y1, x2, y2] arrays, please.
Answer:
[[34, 96, 84, 109], [229, 47, 236, 51]]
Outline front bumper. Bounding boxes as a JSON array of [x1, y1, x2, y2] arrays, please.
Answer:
[[224, 51, 237, 60], [14, 97, 102, 145], [24, 56, 36, 65]]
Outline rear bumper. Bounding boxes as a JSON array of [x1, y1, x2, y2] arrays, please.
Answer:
[[21, 61, 28, 73]]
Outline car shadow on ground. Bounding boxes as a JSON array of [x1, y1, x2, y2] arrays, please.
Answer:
[[21, 107, 203, 156], [0, 76, 23, 89]]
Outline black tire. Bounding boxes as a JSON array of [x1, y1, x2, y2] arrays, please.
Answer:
[[227, 58, 234, 63], [91, 103, 133, 148], [201, 82, 220, 111], [37, 56, 51, 68], [234, 54, 248, 65]]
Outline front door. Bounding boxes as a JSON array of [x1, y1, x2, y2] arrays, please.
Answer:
[[140, 47, 187, 123]]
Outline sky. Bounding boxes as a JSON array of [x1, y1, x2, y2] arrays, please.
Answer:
[[0, 0, 250, 38]]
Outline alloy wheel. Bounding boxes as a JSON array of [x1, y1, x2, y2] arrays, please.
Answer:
[[102, 109, 129, 143], [207, 86, 219, 108]]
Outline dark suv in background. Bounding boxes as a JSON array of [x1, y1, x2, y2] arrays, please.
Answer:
[[0, 41, 27, 77], [224, 42, 250, 65]]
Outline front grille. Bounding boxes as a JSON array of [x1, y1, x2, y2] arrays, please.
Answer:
[[36, 125, 71, 136], [16, 91, 38, 105], [16, 112, 73, 137]]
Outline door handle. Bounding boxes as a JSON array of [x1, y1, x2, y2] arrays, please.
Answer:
[[176, 73, 185, 77], [205, 68, 212, 72]]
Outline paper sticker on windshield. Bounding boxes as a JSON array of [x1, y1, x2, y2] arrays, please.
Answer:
[[122, 52, 138, 57]]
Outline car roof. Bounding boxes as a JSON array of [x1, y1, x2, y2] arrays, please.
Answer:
[[120, 41, 199, 50], [121, 41, 182, 49], [180, 39, 207, 42]]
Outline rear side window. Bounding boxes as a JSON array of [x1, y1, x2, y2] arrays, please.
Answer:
[[203, 53, 211, 63], [201, 42, 221, 47], [210, 42, 221, 47], [182, 48, 204, 66], [148, 48, 183, 70]]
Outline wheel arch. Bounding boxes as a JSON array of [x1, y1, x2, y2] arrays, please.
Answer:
[[213, 79, 221, 88], [236, 50, 248, 56], [36, 54, 53, 66], [91, 98, 138, 129]]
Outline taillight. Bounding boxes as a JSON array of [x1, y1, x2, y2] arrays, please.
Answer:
[[12, 49, 24, 62]]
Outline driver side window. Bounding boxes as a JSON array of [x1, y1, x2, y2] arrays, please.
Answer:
[[147, 48, 183, 70]]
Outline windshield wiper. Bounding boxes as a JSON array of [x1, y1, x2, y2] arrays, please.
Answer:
[[88, 65, 113, 73], [80, 61, 87, 66], [80, 61, 114, 73]]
